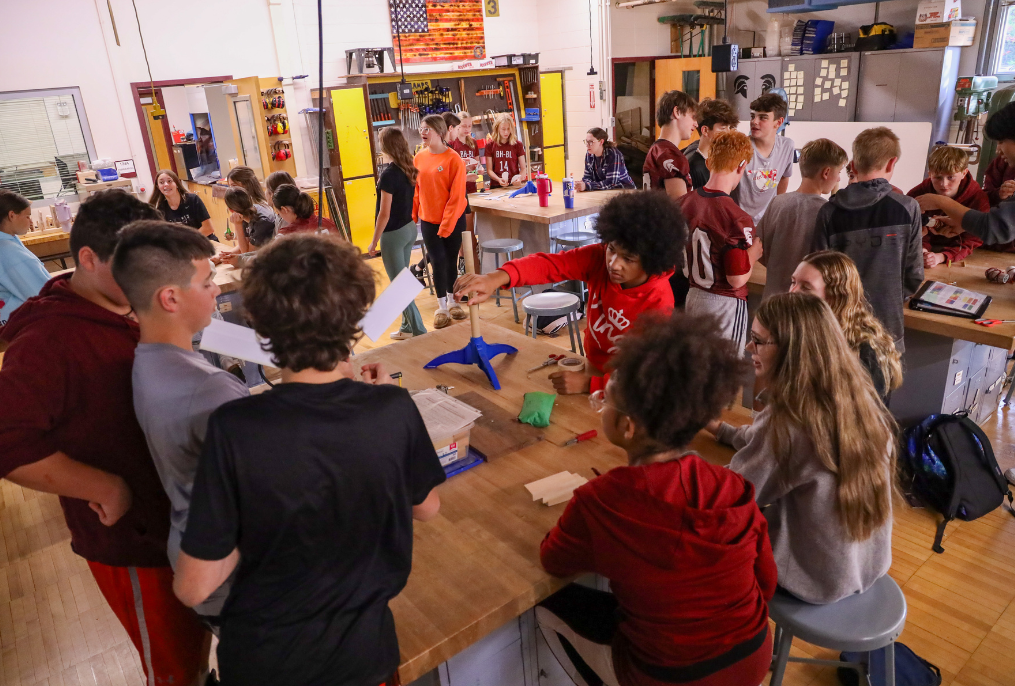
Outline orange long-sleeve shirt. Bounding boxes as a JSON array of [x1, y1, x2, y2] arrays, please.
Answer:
[[412, 148, 467, 237]]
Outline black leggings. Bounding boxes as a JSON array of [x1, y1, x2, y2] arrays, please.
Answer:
[[420, 215, 466, 298]]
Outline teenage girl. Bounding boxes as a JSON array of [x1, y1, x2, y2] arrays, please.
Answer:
[[265, 170, 296, 231], [413, 114, 468, 329], [708, 292, 896, 605], [225, 166, 274, 252], [273, 185, 337, 236], [789, 250, 903, 401], [148, 169, 216, 239], [443, 111, 481, 274], [484, 114, 527, 189], [578, 128, 637, 191], [369, 127, 427, 339], [0, 189, 50, 325]]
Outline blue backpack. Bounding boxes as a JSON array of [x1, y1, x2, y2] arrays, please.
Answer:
[[837, 643, 941, 686], [900, 413, 1013, 553]]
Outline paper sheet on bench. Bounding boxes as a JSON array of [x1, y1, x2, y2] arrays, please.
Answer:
[[361, 268, 425, 342], [410, 389, 483, 438]]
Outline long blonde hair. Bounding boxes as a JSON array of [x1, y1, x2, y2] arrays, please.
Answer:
[[757, 293, 897, 542], [379, 127, 418, 184], [458, 111, 477, 150], [802, 250, 903, 392], [487, 113, 517, 145]]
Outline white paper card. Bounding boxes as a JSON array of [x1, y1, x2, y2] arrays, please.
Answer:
[[833, 86, 840, 94], [821, 59, 829, 67], [789, 63, 796, 70], [199, 318, 276, 367], [829, 65, 837, 78], [841, 59, 848, 67], [410, 389, 483, 440], [839, 98, 847, 106], [360, 268, 425, 342]]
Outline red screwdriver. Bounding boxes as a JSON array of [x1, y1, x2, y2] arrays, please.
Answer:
[[563, 430, 597, 447]]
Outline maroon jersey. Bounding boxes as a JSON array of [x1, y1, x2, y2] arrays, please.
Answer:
[[679, 188, 755, 300], [485, 140, 525, 187], [450, 138, 480, 193], [644, 139, 693, 191]]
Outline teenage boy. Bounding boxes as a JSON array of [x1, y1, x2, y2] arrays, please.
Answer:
[[681, 130, 760, 353], [733, 93, 795, 223], [174, 234, 445, 686], [757, 138, 847, 298], [907, 146, 988, 268], [812, 126, 923, 351], [112, 220, 249, 620], [684, 98, 740, 191], [0, 190, 210, 685], [643, 90, 697, 198], [454, 191, 685, 395]]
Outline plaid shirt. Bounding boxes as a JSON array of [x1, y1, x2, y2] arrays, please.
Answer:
[[583, 147, 636, 191]]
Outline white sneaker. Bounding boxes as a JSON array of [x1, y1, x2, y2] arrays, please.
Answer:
[[1005, 467, 1015, 487], [389, 331, 414, 340]]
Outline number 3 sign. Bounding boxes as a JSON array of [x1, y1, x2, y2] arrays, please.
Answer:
[[485, 0, 499, 16]]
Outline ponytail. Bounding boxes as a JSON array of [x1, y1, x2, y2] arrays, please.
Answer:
[[272, 184, 315, 220], [588, 127, 614, 150]]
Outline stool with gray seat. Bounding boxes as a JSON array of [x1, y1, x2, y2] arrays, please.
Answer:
[[522, 292, 585, 356], [769, 575, 907, 686], [480, 238, 531, 323], [550, 231, 598, 301]]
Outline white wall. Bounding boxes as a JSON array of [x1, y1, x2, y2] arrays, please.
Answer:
[[611, 2, 675, 58]]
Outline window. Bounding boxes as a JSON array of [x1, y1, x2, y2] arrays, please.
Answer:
[[0, 88, 95, 201], [994, 2, 1015, 76]]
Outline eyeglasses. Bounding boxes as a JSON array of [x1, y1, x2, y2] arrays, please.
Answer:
[[418, 126, 431, 134], [747, 332, 776, 348], [589, 389, 623, 414], [584, 139, 596, 146]]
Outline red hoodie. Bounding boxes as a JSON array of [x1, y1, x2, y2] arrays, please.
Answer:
[[541, 455, 776, 685], [983, 154, 1015, 207], [500, 244, 674, 374], [907, 174, 988, 263], [0, 275, 171, 568]]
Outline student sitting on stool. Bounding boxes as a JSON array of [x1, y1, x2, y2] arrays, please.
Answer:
[[537, 312, 776, 686]]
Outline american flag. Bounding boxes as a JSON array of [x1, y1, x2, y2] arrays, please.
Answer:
[[390, 0, 486, 64], [390, 0, 429, 34]]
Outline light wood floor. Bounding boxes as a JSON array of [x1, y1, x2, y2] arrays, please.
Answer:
[[3, 253, 1015, 686]]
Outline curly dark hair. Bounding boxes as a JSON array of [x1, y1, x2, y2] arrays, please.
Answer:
[[242, 234, 376, 372], [594, 190, 687, 275], [985, 102, 1015, 142], [609, 312, 750, 450]]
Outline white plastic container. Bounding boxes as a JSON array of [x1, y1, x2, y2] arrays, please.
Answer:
[[766, 19, 782, 57]]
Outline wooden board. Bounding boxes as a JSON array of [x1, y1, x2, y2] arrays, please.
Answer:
[[456, 390, 544, 460], [468, 188, 626, 224]]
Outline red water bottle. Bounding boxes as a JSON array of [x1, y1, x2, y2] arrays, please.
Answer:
[[536, 175, 553, 208]]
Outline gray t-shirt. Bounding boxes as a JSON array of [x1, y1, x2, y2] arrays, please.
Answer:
[[733, 135, 796, 224], [132, 343, 248, 614], [758, 191, 828, 299]]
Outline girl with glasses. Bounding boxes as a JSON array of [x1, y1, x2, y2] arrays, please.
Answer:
[[577, 128, 636, 192]]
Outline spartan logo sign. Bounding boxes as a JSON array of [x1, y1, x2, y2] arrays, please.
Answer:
[[734, 75, 750, 99], [761, 73, 777, 94]]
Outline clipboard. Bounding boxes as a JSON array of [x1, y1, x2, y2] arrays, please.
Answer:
[[908, 281, 992, 319]]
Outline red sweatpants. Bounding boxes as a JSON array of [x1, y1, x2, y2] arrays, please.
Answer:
[[88, 561, 210, 686]]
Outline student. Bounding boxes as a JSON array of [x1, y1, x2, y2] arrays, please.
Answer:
[[789, 250, 903, 401], [273, 184, 338, 236], [643, 90, 696, 198], [449, 109, 483, 196], [485, 113, 527, 188], [680, 130, 759, 352], [443, 111, 482, 273], [0, 189, 51, 325], [537, 313, 776, 686], [684, 98, 740, 191], [733, 93, 795, 223], [708, 293, 895, 605], [112, 220, 248, 620], [265, 170, 296, 231], [414, 114, 468, 329], [578, 128, 637, 191], [981, 102, 1015, 208], [149, 168, 217, 239], [757, 138, 846, 298], [0, 190, 209, 685], [225, 188, 277, 248], [907, 146, 988, 267], [224, 166, 273, 247], [454, 191, 684, 395], [812, 127, 923, 351], [173, 234, 445, 686], [369, 127, 427, 339]]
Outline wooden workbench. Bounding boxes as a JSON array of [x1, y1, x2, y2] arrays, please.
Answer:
[[470, 188, 625, 266], [20, 230, 72, 268], [353, 322, 740, 683]]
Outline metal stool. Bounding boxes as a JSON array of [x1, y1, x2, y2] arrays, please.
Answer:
[[481, 238, 532, 323], [522, 292, 585, 356], [769, 575, 907, 686], [550, 231, 598, 302], [413, 233, 434, 296]]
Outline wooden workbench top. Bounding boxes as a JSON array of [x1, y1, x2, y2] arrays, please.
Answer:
[[355, 322, 742, 683], [19, 230, 69, 247], [749, 249, 1015, 350], [468, 188, 626, 224]]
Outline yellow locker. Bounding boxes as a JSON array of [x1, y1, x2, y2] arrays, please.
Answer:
[[344, 177, 376, 250], [331, 87, 373, 179], [540, 72, 565, 148], [544, 146, 566, 182]]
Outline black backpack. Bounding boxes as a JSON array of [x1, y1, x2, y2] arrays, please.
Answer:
[[901, 412, 1013, 553], [837, 643, 941, 686]]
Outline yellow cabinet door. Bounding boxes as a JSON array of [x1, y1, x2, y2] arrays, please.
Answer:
[[331, 87, 373, 180], [540, 72, 565, 148], [544, 146, 566, 182], [344, 176, 377, 251]]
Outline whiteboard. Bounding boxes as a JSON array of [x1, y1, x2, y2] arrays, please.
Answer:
[[736, 121, 933, 196]]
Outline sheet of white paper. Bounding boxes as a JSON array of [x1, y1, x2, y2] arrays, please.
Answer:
[[815, 77, 822, 86], [839, 98, 847, 106], [199, 318, 276, 366], [841, 59, 848, 67], [360, 268, 425, 342], [833, 86, 841, 94], [789, 63, 796, 70], [410, 389, 483, 439], [821, 59, 829, 67]]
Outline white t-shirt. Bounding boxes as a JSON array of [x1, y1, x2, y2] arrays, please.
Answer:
[[733, 135, 795, 224]]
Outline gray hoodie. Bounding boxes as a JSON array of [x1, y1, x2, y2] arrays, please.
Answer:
[[962, 199, 1015, 245], [812, 178, 924, 350]]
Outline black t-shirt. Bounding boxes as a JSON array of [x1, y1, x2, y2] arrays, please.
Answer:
[[182, 379, 446, 686], [858, 341, 888, 401], [376, 164, 415, 233], [684, 141, 710, 191], [158, 193, 211, 230]]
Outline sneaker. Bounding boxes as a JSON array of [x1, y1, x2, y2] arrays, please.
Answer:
[[1006, 467, 1015, 487], [448, 304, 468, 320], [458, 256, 466, 275], [389, 331, 415, 340], [434, 310, 452, 329]]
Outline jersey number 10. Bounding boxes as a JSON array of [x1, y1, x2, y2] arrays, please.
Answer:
[[683, 228, 715, 290]]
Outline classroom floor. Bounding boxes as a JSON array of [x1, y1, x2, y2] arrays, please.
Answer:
[[2, 253, 1014, 686]]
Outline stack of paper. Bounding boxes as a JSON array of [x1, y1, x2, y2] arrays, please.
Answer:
[[525, 472, 589, 507], [410, 389, 483, 442]]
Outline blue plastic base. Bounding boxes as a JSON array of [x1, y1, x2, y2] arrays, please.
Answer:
[[509, 180, 538, 197], [424, 336, 518, 390]]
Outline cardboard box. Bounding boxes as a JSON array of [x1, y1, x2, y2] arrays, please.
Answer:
[[914, 19, 976, 48], [433, 425, 473, 467], [916, 0, 962, 25]]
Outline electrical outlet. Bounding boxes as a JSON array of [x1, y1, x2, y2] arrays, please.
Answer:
[[954, 369, 963, 386], [325, 130, 335, 150], [218, 301, 233, 313]]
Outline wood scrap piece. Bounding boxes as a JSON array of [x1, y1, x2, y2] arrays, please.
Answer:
[[456, 391, 543, 460], [543, 475, 588, 506], [525, 471, 577, 501]]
